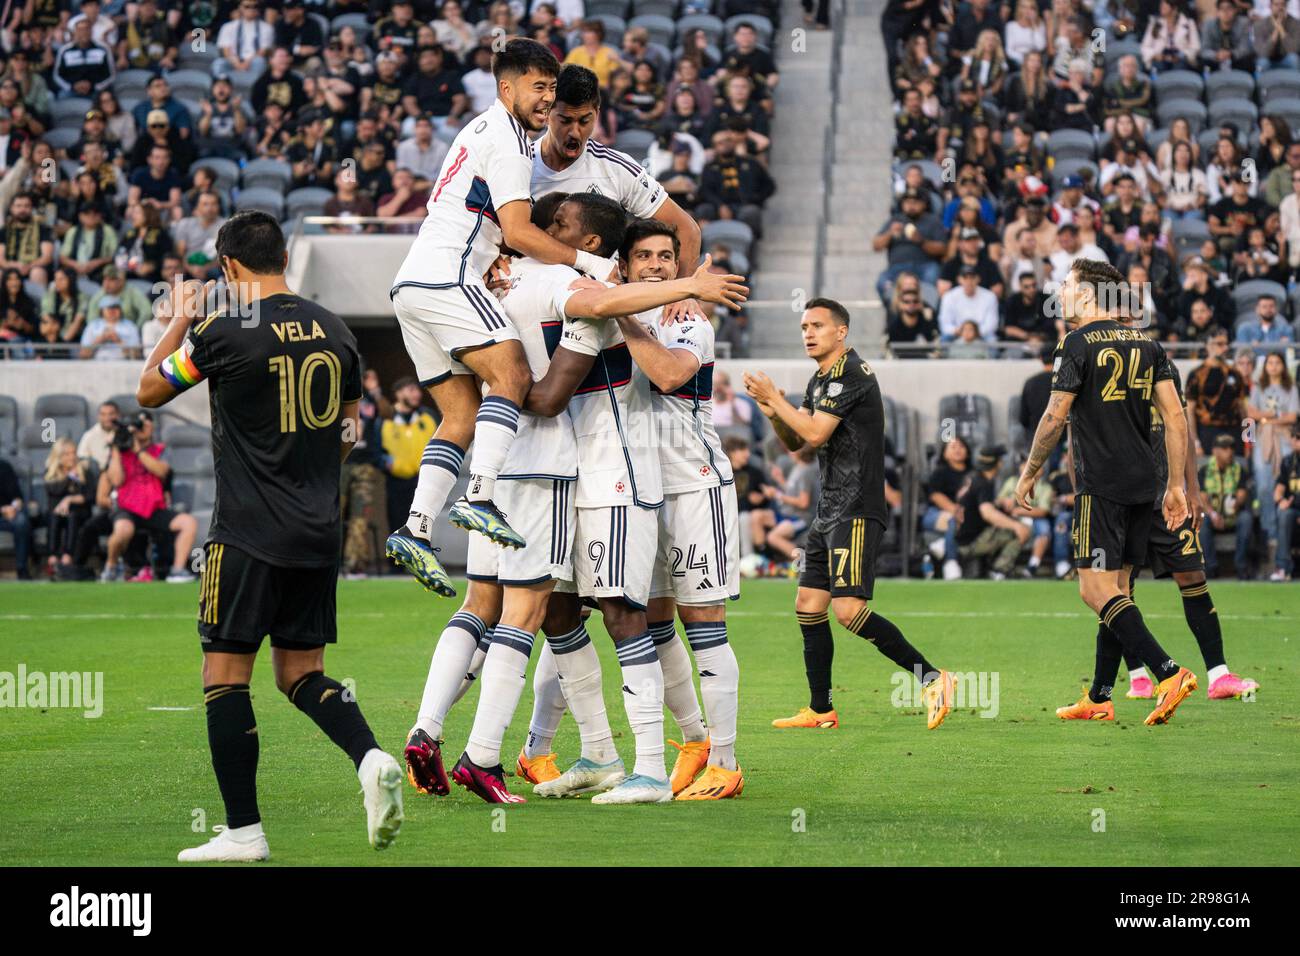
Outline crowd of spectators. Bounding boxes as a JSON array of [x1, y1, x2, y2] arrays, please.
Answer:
[[881, 0, 1300, 357], [0, 0, 783, 362]]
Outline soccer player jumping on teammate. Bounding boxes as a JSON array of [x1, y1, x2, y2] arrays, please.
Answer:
[[1015, 259, 1198, 726], [743, 300, 956, 732], [138, 212, 403, 861]]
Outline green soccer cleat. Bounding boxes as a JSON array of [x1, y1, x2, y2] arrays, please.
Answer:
[[448, 496, 526, 549], [385, 526, 456, 597]]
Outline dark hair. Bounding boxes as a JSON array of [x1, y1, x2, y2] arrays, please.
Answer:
[[620, 217, 679, 262], [564, 192, 627, 258], [392, 376, 418, 392], [493, 37, 560, 82], [215, 210, 287, 275], [722, 435, 750, 454], [580, 18, 605, 40], [1258, 351, 1295, 390], [805, 296, 851, 328], [531, 190, 568, 230], [556, 64, 601, 108], [1070, 257, 1124, 301]]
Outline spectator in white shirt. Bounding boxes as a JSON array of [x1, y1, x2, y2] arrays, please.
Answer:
[[939, 265, 1000, 341], [1047, 223, 1108, 288], [66, 0, 119, 49], [461, 46, 497, 115], [79, 296, 141, 360], [396, 115, 450, 181], [216, 1, 275, 80]]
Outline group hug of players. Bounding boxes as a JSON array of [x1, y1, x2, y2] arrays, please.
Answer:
[[127, 38, 1259, 862]]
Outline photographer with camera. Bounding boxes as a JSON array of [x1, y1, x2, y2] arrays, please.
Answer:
[[101, 410, 197, 583]]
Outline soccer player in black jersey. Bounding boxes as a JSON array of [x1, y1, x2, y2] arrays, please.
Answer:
[[1015, 258, 1198, 726], [136, 212, 404, 861], [744, 299, 956, 731], [1112, 306, 1260, 702]]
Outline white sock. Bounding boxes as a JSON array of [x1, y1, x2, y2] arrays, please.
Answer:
[[1129, 665, 1149, 683], [524, 641, 566, 758], [466, 395, 520, 502], [416, 611, 485, 739], [410, 438, 465, 538], [452, 627, 491, 704], [685, 621, 739, 771], [616, 632, 665, 780], [1207, 664, 1229, 684], [465, 624, 535, 768], [224, 821, 265, 842], [649, 620, 707, 743], [547, 623, 617, 763]]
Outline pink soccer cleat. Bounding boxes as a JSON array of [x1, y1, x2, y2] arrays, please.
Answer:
[[1207, 673, 1260, 700], [451, 752, 526, 804], [1126, 675, 1154, 699]]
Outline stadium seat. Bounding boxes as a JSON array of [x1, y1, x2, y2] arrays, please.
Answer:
[[1156, 98, 1207, 133], [190, 156, 241, 192], [1208, 97, 1258, 133], [723, 14, 773, 45], [613, 128, 655, 161], [628, 14, 677, 47], [104, 392, 142, 419], [1154, 70, 1205, 104], [1231, 278, 1287, 316], [50, 97, 92, 125], [590, 14, 627, 44], [1049, 158, 1097, 188], [919, 282, 939, 311], [936, 394, 994, 451], [1196, 127, 1230, 160], [586, 0, 631, 16], [674, 13, 725, 45], [1258, 71, 1300, 105], [1046, 129, 1096, 162], [176, 43, 218, 72], [166, 69, 213, 101], [1007, 394, 1027, 459], [894, 157, 946, 192], [1206, 69, 1255, 104], [17, 423, 50, 478], [1170, 216, 1212, 249], [1103, 37, 1141, 67], [701, 219, 753, 259], [287, 186, 335, 219], [115, 68, 155, 97], [33, 394, 89, 444], [1262, 96, 1300, 132], [0, 395, 18, 457], [43, 128, 80, 153], [633, 0, 679, 17], [330, 12, 371, 42], [240, 158, 292, 192], [235, 187, 286, 218]]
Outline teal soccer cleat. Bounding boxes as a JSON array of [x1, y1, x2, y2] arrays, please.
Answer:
[[448, 496, 526, 549], [385, 526, 456, 597]]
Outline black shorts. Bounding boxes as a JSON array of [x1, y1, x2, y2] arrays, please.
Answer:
[[1071, 493, 1152, 571], [799, 517, 883, 600], [1146, 507, 1204, 578], [196, 541, 338, 654], [113, 507, 178, 536]]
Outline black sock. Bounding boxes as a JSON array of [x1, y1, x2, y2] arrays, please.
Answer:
[[1179, 581, 1225, 671], [287, 672, 379, 769], [1091, 622, 1123, 703], [1121, 649, 1143, 672], [845, 606, 938, 683], [204, 684, 260, 829], [1101, 596, 1178, 681], [797, 610, 834, 712]]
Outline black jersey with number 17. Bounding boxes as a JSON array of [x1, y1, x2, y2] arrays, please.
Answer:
[[800, 347, 888, 532], [184, 293, 362, 567], [1052, 319, 1173, 505]]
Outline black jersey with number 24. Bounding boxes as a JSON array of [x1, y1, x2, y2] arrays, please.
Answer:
[[800, 347, 888, 532], [185, 293, 362, 567], [1052, 319, 1173, 506]]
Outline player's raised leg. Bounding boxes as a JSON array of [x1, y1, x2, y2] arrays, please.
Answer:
[[406, 581, 501, 795]]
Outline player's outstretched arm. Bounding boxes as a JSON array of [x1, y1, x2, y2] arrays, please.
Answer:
[[1016, 389, 1073, 509], [743, 370, 839, 450], [563, 255, 747, 319], [137, 279, 213, 408], [524, 346, 597, 418], [613, 313, 699, 393], [1155, 378, 1189, 529]]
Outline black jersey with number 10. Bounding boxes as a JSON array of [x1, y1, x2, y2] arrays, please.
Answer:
[[800, 347, 888, 532], [1052, 319, 1174, 505], [185, 294, 362, 567]]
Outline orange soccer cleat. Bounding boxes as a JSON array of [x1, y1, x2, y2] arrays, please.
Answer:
[[771, 706, 839, 729], [515, 749, 561, 785], [1056, 692, 1116, 721], [668, 738, 711, 795], [676, 765, 745, 801], [1144, 668, 1198, 726]]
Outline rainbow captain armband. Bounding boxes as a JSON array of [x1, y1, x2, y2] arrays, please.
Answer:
[[159, 339, 204, 392]]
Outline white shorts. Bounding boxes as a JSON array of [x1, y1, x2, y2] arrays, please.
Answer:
[[651, 484, 741, 604], [466, 478, 576, 586], [573, 504, 659, 609], [391, 281, 519, 386]]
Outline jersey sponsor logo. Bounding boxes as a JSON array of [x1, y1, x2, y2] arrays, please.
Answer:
[[827, 382, 843, 397]]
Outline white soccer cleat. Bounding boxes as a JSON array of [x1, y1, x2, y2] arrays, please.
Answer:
[[590, 773, 672, 805], [534, 757, 626, 798], [177, 828, 269, 863], [359, 749, 404, 850], [942, 559, 962, 580]]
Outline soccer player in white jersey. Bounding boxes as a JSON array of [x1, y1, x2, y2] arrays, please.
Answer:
[[532, 65, 701, 279], [404, 193, 747, 802], [385, 40, 621, 599], [613, 220, 744, 800], [525, 197, 748, 805]]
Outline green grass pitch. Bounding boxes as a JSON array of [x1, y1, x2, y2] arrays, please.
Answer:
[[1, 577, 1296, 866]]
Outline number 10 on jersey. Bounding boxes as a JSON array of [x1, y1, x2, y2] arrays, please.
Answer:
[[268, 351, 342, 432]]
